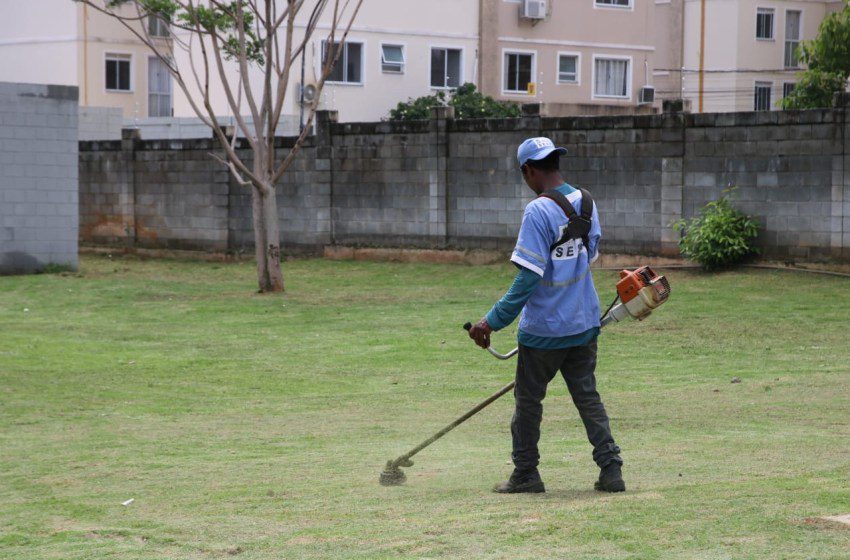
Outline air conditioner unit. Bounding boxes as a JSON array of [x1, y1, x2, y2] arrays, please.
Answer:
[[297, 82, 318, 106], [639, 85, 655, 104], [521, 0, 547, 20]]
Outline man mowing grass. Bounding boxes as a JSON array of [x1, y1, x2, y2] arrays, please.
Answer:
[[468, 137, 625, 494]]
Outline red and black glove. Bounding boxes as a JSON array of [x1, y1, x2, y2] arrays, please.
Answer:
[[467, 318, 493, 349]]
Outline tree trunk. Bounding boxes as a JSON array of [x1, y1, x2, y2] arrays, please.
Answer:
[[251, 184, 284, 292]]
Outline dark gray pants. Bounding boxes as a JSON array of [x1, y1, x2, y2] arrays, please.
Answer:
[[511, 340, 622, 472]]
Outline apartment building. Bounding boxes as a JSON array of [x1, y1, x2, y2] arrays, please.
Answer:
[[656, 0, 844, 113], [479, 0, 659, 114], [171, 0, 480, 124], [0, 0, 174, 121], [0, 1, 478, 131]]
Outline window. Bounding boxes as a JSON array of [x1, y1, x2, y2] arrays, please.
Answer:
[[756, 8, 774, 40], [148, 15, 169, 38], [504, 52, 534, 93], [784, 10, 801, 68], [783, 82, 796, 98], [381, 44, 405, 74], [148, 57, 172, 117], [595, 0, 631, 7], [322, 41, 363, 84], [105, 54, 131, 92], [594, 57, 629, 98], [430, 47, 462, 88], [558, 54, 579, 84], [754, 82, 772, 111]]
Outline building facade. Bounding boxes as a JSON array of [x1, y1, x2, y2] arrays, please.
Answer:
[[479, 0, 660, 114], [656, 0, 844, 113], [4, 0, 842, 131], [170, 0, 480, 124], [0, 0, 174, 122]]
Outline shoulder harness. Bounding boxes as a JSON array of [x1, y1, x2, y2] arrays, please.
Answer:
[[537, 188, 594, 253]]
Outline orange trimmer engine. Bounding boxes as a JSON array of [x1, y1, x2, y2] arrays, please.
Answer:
[[601, 266, 671, 326]]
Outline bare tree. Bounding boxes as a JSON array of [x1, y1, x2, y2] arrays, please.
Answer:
[[77, 0, 363, 292]]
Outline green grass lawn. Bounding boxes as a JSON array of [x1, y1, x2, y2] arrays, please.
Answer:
[[1, 255, 848, 559]]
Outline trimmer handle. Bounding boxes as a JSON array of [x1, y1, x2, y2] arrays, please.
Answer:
[[462, 321, 518, 360]]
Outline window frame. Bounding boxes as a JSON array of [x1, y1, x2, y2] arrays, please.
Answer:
[[556, 51, 581, 85], [148, 56, 172, 117], [756, 7, 775, 41], [104, 52, 133, 93], [782, 82, 796, 99], [380, 43, 406, 74], [502, 49, 537, 95], [784, 9, 802, 69], [148, 15, 170, 38], [594, 0, 634, 12], [754, 81, 773, 111], [429, 45, 464, 90], [591, 54, 632, 100], [321, 39, 365, 86]]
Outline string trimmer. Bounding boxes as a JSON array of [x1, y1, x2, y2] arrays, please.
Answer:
[[379, 266, 671, 486]]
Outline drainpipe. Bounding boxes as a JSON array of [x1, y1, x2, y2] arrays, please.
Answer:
[[82, 2, 88, 106], [680, 0, 685, 101], [698, 0, 706, 112], [299, 46, 306, 133]]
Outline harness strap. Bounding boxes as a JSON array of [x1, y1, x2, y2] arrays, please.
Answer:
[[538, 188, 594, 255]]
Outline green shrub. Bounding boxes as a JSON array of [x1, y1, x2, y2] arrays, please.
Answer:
[[388, 83, 521, 121], [673, 189, 760, 270], [388, 91, 446, 121]]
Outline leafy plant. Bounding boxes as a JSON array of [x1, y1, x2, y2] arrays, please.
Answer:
[[388, 83, 521, 121], [781, 2, 850, 109], [388, 91, 447, 120], [673, 189, 760, 271]]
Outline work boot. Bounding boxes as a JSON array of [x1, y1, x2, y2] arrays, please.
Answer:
[[493, 469, 545, 494], [594, 462, 626, 493]]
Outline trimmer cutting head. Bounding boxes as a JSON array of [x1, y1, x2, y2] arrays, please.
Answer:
[[379, 462, 407, 486], [379, 459, 410, 486]]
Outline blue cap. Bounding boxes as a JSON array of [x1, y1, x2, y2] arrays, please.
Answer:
[[517, 137, 567, 167]]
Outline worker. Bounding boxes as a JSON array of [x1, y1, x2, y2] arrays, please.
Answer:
[[468, 137, 625, 494]]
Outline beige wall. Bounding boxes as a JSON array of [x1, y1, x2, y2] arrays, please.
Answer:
[[78, 3, 173, 118], [172, 0, 480, 123], [482, 0, 657, 107], [0, 0, 171, 118], [653, 0, 685, 102], [680, 0, 839, 112], [0, 0, 78, 86]]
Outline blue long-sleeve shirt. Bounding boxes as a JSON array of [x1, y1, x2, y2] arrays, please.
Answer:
[[485, 183, 600, 349], [485, 266, 598, 349]]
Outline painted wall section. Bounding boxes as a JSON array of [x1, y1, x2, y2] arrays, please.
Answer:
[[171, 0, 480, 123], [677, 0, 840, 112], [0, 0, 78, 86], [480, 0, 657, 108], [0, 0, 173, 119], [0, 82, 79, 274]]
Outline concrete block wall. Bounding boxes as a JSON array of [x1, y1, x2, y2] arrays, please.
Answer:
[[683, 110, 841, 260], [544, 115, 674, 255], [78, 106, 123, 141], [79, 101, 850, 264], [78, 140, 133, 246], [227, 137, 329, 254], [329, 119, 437, 247], [80, 133, 331, 255], [1, 82, 79, 274], [448, 119, 538, 250], [133, 137, 230, 251]]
